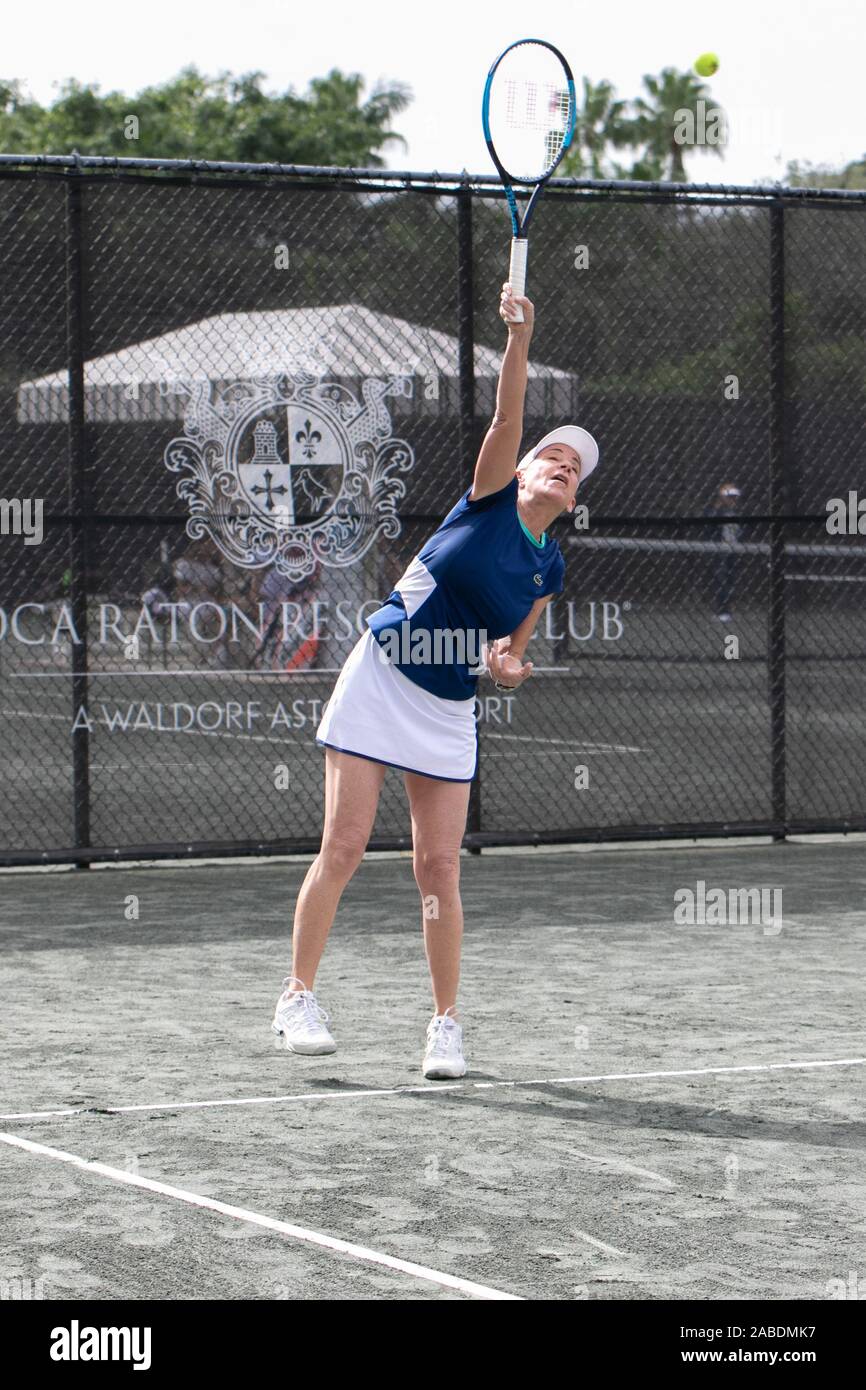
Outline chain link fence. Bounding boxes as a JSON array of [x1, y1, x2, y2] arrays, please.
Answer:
[[1, 156, 865, 864]]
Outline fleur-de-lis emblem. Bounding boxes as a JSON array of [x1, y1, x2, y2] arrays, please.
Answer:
[[296, 418, 322, 459]]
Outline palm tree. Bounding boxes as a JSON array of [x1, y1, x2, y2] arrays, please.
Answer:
[[559, 77, 633, 178], [631, 67, 725, 181]]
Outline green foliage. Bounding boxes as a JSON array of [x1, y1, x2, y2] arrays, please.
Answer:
[[575, 282, 866, 403], [630, 68, 724, 182], [559, 67, 726, 184], [783, 156, 866, 190], [559, 78, 633, 179], [0, 66, 411, 166], [788, 335, 866, 397]]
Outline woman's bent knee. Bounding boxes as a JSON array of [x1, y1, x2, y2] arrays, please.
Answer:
[[413, 850, 461, 895], [319, 831, 368, 880]]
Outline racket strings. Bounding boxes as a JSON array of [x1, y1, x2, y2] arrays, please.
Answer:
[[504, 80, 570, 133], [487, 46, 573, 181]]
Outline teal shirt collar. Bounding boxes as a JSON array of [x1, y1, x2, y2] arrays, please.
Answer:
[[518, 513, 547, 549]]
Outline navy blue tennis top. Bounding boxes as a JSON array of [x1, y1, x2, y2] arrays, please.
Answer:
[[366, 475, 565, 700]]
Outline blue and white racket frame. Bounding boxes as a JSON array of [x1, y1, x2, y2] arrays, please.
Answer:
[[482, 38, 577, 322]]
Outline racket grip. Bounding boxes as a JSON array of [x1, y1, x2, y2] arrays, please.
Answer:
[[508, 238, 528, 323]]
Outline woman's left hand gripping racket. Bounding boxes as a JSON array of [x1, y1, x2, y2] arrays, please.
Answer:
[[482, 38, 576, 322]]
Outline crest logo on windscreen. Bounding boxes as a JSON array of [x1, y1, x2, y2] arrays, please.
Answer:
[[163, 373, 414, 581]]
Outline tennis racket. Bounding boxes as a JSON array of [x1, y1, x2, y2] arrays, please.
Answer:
[[482, 38, 576, 322]]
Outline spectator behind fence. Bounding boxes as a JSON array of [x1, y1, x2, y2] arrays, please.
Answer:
[[705, 482, 743, 623], [252, 560, 322, 671], [172, 537, 231, 666]]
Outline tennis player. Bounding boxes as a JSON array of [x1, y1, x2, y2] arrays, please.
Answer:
[[272, 282, 599, 1078]]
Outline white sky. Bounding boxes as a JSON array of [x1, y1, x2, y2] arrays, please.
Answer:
[[5, 0, 866, 184]]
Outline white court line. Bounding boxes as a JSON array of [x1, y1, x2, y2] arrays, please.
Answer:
[[0, 708, 311, 748], [570, 1147, 676, 1189], [7, 669, 342, 678], [572, 1230, 631, 1258], [0, 707, 641, 754], [1, 708, 643, 754], [8, 667, 580, 679], [0, 709, 68, 722], [2, 1056, 863, 1123], [485, 734, 645, 752], [0, 1130, 522, 1302]]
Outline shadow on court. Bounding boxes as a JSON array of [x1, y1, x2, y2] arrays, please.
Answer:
[[1, 840, 864, 1300]]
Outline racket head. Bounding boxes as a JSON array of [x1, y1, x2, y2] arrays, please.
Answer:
[[482, 38, 576, 187]]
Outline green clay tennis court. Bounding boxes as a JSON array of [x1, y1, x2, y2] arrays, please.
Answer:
[[1, 837, 863, 1300]]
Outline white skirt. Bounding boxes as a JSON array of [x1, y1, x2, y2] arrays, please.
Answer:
[[316, 629, 478, 781]]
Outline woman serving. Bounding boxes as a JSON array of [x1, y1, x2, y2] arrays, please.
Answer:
[[272, 282, 600, 1078]]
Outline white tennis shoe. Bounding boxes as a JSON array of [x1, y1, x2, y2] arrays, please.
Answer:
[[422, 1007, 466, 1079], [272, 977, 336, 1055]]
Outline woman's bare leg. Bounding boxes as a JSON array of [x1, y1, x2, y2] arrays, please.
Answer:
[[290, 749, 386, 991], [403, 771, 472, 1016]]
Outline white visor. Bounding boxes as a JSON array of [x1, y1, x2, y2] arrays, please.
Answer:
[[517, 425, 600, 487]]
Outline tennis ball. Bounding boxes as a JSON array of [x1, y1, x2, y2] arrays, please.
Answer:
[[694, 52, 719, 77]]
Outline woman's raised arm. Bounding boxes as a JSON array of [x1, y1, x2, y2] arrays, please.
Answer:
[[470, 284, 535, 502]]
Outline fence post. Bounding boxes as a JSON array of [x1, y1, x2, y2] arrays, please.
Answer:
[[768, 199, 787, 839], [65, 166, 92, 864], [457, 182, 482, 846]]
